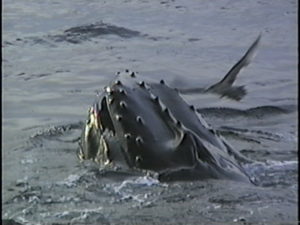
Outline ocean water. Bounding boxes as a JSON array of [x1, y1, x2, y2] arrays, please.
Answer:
[[2, 0, 298, 224]]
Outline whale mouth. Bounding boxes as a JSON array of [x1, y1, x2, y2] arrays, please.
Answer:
[[78, 97, 108, 158], [78, 94, 126, 166], [95, 97, 115, 134]]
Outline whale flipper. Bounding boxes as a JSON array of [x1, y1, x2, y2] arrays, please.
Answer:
[[205, 33, 261, 100], [178, 34, 261, 101]]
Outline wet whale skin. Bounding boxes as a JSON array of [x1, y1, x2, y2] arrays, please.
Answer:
[[80, 70, 252, 183]]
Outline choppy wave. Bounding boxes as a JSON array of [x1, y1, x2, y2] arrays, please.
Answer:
[[3, 0, 297, 223], [22, 106, 297, 189]]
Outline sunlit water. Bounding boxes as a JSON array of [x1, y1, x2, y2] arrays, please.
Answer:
[[2, 0, 297, 224]]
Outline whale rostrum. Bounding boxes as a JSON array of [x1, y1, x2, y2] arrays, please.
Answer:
[[79, 35, 261, 182]]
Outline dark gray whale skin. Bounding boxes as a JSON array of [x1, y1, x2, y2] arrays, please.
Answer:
[[79, 35, 261, 183]]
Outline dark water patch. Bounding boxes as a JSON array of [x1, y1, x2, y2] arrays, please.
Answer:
[[246, 105, 295, 114], [240, 148, 271, 159], [270, 97, 296, 102], [16, 72, 26, 76], [198, 105, 295, 118], [162, 192, 196, 204], [219, 130, 262, 144], [6, 22, 169, 47], [23, 73, 52, 81], [55, 69, 70, 73], [219, 126, 282, 142], [209, 192, 261, 204], [28, 37, 58, 47], [10, 22, 142, 46], [2, 219, 23, 225], [93, 168, 157, 182], [188, 38, 201, 42], [241, 147, 297, 163], [64, 22, 141, 39], [254, 81, 267, 86], [67, 89, 82, 94], [15, 70, 71, 81], [3, 41, 14, 47]]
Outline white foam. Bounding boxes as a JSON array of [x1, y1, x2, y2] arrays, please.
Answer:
[[265, 160, 298, 167], [112, 175, 161, 193], [57, 174, 81, 187], [105, 175, 165, 205]]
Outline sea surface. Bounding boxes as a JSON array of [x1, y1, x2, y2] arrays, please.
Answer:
[[2, 0, 298, 224]]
